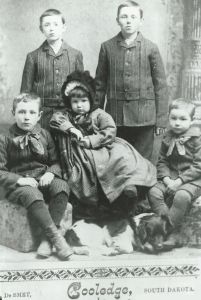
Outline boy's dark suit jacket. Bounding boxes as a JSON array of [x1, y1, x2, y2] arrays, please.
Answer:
[[95, 32, 168, 127]]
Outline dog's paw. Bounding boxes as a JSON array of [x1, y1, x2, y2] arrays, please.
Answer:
[[72, 247, 90, 256], [143, 242, 155, 254], [101, 247, 119, 256]]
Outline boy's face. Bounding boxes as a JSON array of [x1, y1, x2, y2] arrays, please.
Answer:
[[169, 108, 192, 135], [117, 6, 142, 37], [13, 101, 42, 132], [41, 15, 66, 42], [70, 97, 90, 115]]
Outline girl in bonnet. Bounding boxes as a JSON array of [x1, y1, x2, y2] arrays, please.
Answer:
[[50, 71, 156, 221]]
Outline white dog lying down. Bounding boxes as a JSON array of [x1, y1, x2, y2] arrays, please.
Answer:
[[65, 213, 169, 256]]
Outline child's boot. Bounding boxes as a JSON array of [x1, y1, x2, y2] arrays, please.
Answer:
[[44, 224, 73, 260]]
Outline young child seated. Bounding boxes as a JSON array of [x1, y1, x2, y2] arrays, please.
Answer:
[[50, 71, 157, 220], [0, 93, 72, 260], [148, 99, 201, 247]]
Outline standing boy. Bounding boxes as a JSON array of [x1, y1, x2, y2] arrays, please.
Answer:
[[0, 93, 72, 260], [95, 1, 168, 160], [21, 9, 84, 129]]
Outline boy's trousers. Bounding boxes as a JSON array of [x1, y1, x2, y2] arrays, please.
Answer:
[[117, 126, 154, 161], [7, 178, 69, 208], [148, 181, 201, 227]]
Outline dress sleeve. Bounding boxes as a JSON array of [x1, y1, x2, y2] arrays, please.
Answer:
[[87, 110, 116, 149], [20, 53, 36, 93], [0, 135, 21, 193]]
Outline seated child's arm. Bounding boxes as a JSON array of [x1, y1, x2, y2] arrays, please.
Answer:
[[50, 111, 74, 132], [178, 136, 201, 184], [0, 135, 22, 192], [84, 110, 116, 149], [21, 53, 35, 93], [50, 111, 83, 140], [95, 44, 108, 108], [156, 137, 171, 184]]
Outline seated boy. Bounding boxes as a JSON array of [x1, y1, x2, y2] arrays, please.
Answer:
[[0, 93, 72, 260], [148, 99, 201, 247]]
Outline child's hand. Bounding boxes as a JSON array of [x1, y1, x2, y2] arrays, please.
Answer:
[[166, 178, 183, 196], [70, 128, 83, 141], [78, 137, 91, 148], [17, 177, 38, 188], [163, 176, 174, 187], [39, 172, 55, 187]]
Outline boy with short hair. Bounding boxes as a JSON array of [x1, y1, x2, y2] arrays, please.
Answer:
[[148, 99, 201, 246], [95, 1, 168, 160], [0, 93, 72, 260], [21, 9, 84, 129]]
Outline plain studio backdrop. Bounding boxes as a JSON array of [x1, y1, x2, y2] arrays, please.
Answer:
[[0, 0, 169, 123]]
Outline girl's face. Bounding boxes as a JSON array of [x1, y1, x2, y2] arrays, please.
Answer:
[[70, 97, 90, 115]]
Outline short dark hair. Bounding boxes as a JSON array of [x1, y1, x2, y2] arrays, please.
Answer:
[[169, 98, 196, 119], [12, 93, 42, 113], [40, 9, 65, 29], [117, 1, 143, 18]]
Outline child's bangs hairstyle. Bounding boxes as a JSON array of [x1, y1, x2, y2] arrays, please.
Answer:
[[69, 87, 90, 100], [40, 9, 65, 29], [63, 85, 92, 109], [117, 1, 143, 18], [169, 98, 196, 119], [13, 93, 42, 113]]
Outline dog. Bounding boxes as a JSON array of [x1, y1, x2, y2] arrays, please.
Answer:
[[65, 213, 169, 256]]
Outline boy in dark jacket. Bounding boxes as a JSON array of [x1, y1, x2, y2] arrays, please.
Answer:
[[95, 1, 168, 160], [148, 99, 201, 246], [0, 93, 72, 260], [21, 9, 84, 129]]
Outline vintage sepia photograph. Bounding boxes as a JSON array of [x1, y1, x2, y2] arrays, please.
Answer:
[[0, 0, 201, 299]]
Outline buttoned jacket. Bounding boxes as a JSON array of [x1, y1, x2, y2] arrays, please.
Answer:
[[95, 32, 168, 127], [157, 127, 201, 186], [0, 124, 62, 194], [21, 40, 84, 108]]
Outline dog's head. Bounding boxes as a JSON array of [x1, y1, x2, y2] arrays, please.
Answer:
[[136, 214, 171, 253]]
